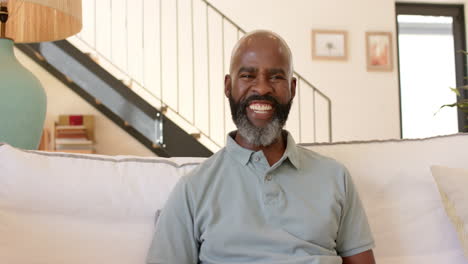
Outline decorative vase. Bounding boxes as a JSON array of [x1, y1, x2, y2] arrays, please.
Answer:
[[0, 38, 46, 149]]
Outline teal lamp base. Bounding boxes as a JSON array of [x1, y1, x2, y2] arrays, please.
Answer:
[[0, 38, 47, 149]]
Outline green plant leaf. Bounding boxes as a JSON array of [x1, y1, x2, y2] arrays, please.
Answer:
[[444, 103, 458, 108], [450, 87, 461, 96], [434, 103, 459, 116]]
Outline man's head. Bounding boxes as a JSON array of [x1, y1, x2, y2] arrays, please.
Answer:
[[225, 30, 296, 147]]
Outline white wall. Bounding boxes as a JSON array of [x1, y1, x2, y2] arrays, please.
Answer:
[[15, 49, 156, 156], [209, 0, 468, 141]]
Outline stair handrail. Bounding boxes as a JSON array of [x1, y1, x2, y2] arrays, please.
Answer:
[[71, 0, 332, 152]]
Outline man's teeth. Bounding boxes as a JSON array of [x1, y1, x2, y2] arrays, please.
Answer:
[[249, 104, 272, 111]]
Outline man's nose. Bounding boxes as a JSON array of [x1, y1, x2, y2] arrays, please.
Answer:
[[251, 76, 273, 95]]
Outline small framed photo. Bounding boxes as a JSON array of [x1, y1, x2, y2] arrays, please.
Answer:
[[311, 30, 348, 61], [366, 32, 393, 71]]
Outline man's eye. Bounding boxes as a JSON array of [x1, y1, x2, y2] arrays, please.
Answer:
[[240, 74, 254, 79], [271, 75, 285, 80]]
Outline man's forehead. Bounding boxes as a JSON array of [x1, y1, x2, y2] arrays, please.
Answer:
[[235, 36, 287, 58], [235, 59, 289, 74], [231, 52, 291, 76], [229, 31, 293, 74], [233, 42, 290, 68]]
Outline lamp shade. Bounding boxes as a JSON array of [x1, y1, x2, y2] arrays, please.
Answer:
[[3, 0, 82, 43]]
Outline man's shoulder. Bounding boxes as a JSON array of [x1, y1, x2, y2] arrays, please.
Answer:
[[182, 147, 230, 183], [294, 144, 351, 197]]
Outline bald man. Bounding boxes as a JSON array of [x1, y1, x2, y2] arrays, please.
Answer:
[[146, 30, 376, 264]]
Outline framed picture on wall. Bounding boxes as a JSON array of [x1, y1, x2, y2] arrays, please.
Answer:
[[311, 30, 348, 61], [366, 32, 393, 71]]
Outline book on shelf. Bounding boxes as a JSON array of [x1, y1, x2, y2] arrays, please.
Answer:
[[55, 129, 89, 139], [55, 133, 88, 139]]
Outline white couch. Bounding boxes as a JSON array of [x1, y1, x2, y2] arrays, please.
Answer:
[[0, 133, 467, 264]]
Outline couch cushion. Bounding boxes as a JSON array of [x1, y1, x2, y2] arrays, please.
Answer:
[[0, 143, 203, 264], [431, 165, 468, 259], [304, 133, 468, 264]]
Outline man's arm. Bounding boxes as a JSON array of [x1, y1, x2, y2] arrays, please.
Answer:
[[336, 168, 375, 261], [342, 249, 376, 264], [146, 177, 199, 264]]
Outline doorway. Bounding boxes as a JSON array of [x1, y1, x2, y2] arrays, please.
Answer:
[[396, 3, 467, 138]]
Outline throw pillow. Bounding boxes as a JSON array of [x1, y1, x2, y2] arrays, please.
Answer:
[[431, 165, 468, 259]]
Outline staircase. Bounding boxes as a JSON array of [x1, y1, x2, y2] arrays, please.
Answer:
[[20, 0, 333, 156]]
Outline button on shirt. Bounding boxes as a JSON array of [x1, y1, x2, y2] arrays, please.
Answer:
[[147, 131, 375, 264]]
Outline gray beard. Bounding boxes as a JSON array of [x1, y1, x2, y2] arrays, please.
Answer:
[[228, 93, 292, 147], [235, 115, 283, 147]]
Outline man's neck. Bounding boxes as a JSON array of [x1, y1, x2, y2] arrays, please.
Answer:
[[234, 131, 287, 166]]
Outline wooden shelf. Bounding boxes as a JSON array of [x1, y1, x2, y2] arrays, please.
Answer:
[[51, 149, 95, 154], [54, 115, 96, 154]]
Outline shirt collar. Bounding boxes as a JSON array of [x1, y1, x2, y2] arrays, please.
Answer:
[[225, 130, 301, 169], [284, 131, 300, 169], [226, 131, 254, 166]]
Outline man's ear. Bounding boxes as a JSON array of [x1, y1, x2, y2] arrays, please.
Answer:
[[290, 77, 297, 99], [224, 74, 232, 98]]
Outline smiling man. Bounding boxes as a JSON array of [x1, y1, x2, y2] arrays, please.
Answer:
[[147, 30, 376, 264]]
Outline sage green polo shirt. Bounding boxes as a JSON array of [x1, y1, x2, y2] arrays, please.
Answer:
[[147, 131, 374, 264]]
